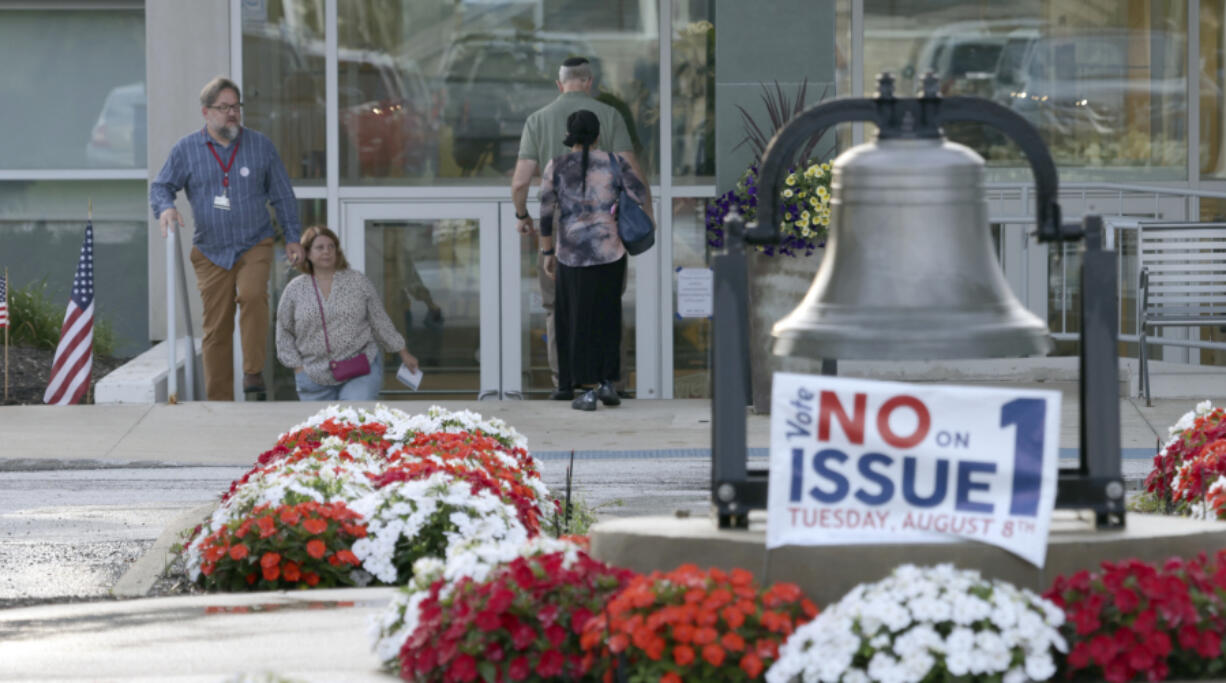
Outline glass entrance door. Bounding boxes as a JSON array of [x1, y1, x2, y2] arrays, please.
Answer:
[[342, 202, 502, 399]]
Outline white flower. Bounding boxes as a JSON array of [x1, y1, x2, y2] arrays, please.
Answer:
[[767, 565, 1065, 683]]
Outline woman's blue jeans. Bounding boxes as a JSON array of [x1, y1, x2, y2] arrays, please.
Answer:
[[294, 354, 384, 401]]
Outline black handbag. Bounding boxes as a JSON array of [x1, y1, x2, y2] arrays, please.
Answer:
[[609, 153, 655, 256]]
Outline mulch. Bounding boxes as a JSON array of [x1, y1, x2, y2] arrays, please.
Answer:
[[1, 345, 130, 406]]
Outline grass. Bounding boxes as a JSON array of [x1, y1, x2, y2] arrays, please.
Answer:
[[5, 279, 117, 357]]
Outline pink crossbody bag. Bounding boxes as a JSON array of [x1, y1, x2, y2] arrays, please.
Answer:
[[311, 275, 371, 382]]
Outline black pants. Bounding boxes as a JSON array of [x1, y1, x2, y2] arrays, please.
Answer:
[[555, 256, 626, 389]]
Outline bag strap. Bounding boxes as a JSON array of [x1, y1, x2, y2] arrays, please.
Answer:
[[310, 275, 333, 359], [608, 151, 625, 195]]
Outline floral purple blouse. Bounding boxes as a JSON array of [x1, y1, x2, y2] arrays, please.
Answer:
[[539, 150, 649, 268]]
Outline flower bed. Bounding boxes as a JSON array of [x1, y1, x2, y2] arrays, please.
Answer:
[[1045, 553, 1226, 682], [183, 405, 553, 591], [1142, 401, 1226, 518], [378, 535, 635, 681], [767, 564, 1066, 683], [580, 564, 818, 682]]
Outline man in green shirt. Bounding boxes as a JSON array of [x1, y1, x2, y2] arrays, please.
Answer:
[[511, 57, 652, 400]]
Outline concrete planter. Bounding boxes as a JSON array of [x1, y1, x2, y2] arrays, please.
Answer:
[[746, 248, 825, 414]]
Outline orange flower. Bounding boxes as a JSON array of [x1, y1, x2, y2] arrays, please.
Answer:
[[283, 561, 301, 583], [302, 518, 328, 535], [279, 507, 301, 526], [673, 644, 695, 666], [802, 598, 819, 618], [257, 516, 277, 539], [644, 636, 666, 661], [608, 633, 630, 653], [306, 539, 327, 559], [632, 625, 655, 649], [721, 605, 745, 629], [721, 631, 745, 652], [672, 623, 695, 644], [334, 549, 359, 566], [701, 642, 726, 667], [692, 626, 719, 646], [730, 568, 754, 587], [740, 652, 764, 678], [260, 551, 281, 569], [228, 543, 249, 560]]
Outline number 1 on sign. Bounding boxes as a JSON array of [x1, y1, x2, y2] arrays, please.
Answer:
[[1001, 398, 1046, 517]]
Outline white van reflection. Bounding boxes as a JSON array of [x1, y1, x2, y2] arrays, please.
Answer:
[[86, 82, 146, 167]]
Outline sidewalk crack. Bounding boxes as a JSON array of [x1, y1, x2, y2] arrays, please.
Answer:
[[1124, 397, 1161, 446], [101, 403, 156, 461]]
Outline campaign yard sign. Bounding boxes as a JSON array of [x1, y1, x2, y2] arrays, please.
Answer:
[[766, 372, 1061, 568]]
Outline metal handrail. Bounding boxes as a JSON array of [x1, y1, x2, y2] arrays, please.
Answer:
[[166, 223, 199, 402]]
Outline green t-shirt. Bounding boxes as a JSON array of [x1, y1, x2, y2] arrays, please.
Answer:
[[517, 91, 632, 168]]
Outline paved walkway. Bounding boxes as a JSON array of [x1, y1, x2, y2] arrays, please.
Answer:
[[0, 394, 1215, 681], [0, 396, 1192, 468]]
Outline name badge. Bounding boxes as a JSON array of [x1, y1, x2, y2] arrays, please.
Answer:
[[213, 195, 231, 211]]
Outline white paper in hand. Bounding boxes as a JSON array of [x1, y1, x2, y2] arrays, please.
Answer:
[[396, 364, 423, 391]]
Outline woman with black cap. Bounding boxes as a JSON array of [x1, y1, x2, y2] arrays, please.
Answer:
[[538, 109, 651, 411]]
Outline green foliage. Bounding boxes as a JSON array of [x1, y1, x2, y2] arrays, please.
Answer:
[[549, 494, 621, 537], [5, 279, 117, 356]]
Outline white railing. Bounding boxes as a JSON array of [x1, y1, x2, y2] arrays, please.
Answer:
[[986, 181, 1226, 343], [165, 223, 200, 402]]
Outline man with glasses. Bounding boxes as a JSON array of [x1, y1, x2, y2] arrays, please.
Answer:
[[511, 57, 651, 400], [151, 76, 304, 401]]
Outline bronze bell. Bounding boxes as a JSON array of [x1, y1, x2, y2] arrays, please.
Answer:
[[749, 73, 1058, 361]]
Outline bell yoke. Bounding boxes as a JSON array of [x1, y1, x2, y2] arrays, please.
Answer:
[[710, 73, 1125, 531]]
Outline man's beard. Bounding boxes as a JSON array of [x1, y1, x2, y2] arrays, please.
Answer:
[[215, 123, 240, 141]]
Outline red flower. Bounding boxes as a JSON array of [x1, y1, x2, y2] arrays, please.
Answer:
[[660, 673, 682, 683], [447, 653, 478, 682], [228, 543, 249, 561], [283, 561, 301, 583], [334, 549, 359, 566], [507, 656, 530, 681], [302, 518, 327, 535], [306, 539, 326, 560], [1198, 629, 1222, 658], [304, 571, 319, 587], [475, 609, 500, 632], [536, 649, 564, 677], [278, 507, 301, 526], [260, 551, 280, 569], [701, 642, 726, 667], [740, 652, 764, 679], [673, 644, 695, 666]]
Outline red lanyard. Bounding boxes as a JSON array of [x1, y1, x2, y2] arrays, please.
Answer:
[[205, 130, 241, 189]]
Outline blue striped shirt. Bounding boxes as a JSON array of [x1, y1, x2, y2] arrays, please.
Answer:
[[150, 127, 301, 270]]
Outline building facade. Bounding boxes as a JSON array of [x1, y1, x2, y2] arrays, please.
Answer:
[[2, 0, 1223, 400]]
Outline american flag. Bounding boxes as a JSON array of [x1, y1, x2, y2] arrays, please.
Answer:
[[44, 223, 95, 405], [0, 273, 8, 329]]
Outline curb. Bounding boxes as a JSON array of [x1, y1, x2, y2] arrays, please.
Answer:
[[112, 501, 216, 598]]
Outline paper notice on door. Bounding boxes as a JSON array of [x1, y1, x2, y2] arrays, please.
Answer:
[[676, 267, 713, 318], [397, 364, 423, 391]]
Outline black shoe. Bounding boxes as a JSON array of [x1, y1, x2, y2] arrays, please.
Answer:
[[595, 381, 621, 406], [571, 389, 597, 411], [550, 388, 574, 401]]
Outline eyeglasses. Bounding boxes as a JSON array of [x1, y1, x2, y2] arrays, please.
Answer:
[[208, 103, 243, 114]]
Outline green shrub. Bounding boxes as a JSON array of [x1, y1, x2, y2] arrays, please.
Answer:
[[6, 279, 117, 357]]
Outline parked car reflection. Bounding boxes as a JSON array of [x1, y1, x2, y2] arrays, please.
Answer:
[[437, 33, 598, 176], [86, 82, 146, 168], [339, 51, 440, 178]]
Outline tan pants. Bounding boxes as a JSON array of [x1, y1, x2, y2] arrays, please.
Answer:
[[190, 239, 274, 401]]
